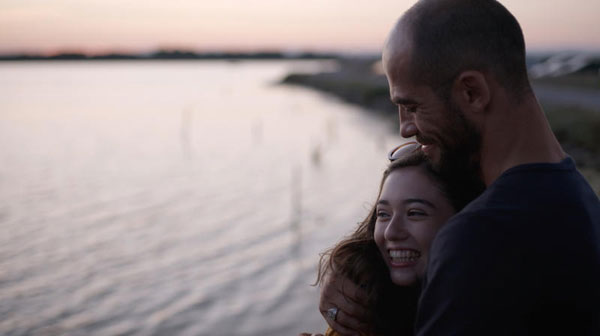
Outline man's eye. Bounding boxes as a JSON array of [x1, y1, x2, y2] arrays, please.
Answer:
[[402, 105, 417, 113]]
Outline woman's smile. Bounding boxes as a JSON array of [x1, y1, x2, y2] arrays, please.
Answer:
[[388, 248, 421, 267]]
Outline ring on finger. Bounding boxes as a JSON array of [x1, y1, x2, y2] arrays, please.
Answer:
[[326, 307, 339, 321]]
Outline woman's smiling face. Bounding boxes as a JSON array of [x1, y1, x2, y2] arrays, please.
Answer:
[[374, 166, 455, 286]]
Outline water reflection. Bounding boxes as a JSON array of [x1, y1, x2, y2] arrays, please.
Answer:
[[0, 60, 401, 336], [180, 106, 194, 161], [251, 119, 263, 144], [290, 164, 303, 265]]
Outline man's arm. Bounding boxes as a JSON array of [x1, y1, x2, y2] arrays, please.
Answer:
[[318, 271, 369, 336]]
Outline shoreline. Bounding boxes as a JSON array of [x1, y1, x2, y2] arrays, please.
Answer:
[[280, 58, 600, 194]]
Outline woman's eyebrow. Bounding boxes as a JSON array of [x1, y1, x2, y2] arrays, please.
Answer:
[[377, 198, 436, 208], [403, 198, 436, 209], [376, 200, 390, 206]]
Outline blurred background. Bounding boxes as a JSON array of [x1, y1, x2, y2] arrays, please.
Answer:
[[0, 1, 598, 335]]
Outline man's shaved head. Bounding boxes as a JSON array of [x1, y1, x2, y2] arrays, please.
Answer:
[[386, 0, 530, 100]]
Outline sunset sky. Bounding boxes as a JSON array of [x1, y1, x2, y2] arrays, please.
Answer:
[[1, 0, 599, 55]]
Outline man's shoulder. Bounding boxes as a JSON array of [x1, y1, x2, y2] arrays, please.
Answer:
[[420, 160, 600, 336], [433, 156, 600, 263], [458, 157, 599, 217], [488, 157, 597, 201]]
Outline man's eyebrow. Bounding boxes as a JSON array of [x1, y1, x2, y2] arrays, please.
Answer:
[[391, 96, 418, 105]]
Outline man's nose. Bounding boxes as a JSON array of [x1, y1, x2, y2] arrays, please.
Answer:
[[399, 109, 417, 138]]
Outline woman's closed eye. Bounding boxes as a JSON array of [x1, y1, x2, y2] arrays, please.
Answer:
[[407, 209, 427, 217], [376, 209, 391, 219]]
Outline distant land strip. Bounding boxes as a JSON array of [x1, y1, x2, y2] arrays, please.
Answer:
[[0, 51, 340, 61]]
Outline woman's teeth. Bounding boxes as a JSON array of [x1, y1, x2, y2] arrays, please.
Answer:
[[389, 250, 420, 263]]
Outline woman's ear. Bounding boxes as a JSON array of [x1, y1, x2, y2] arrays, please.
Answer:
[[452, 70, 490, 115]]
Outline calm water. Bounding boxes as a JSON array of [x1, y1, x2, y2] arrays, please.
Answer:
[[0, 61, 402, 336]]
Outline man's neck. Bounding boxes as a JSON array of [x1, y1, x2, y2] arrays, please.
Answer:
[[478, 92, 566, 186]]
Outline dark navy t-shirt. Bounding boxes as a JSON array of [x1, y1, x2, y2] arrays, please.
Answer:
[[415, 158, 600, 335]]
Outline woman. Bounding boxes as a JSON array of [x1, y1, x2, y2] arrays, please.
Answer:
[[308, 142, 482, 336]]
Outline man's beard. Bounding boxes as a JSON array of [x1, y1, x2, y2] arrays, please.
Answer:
[[428, 101, 486, 208], [437, 108, 481, 180]]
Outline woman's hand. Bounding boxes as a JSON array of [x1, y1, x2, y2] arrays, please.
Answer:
[[319, 272, 369, 336]]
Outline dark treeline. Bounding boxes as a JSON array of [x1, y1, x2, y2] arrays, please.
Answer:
[[0, 50, 340, 61]]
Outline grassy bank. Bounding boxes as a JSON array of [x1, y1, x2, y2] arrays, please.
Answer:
[[532, 72, 599, 91], [281, 59, 396, 116], [542, 103, 600, 193], [281, 59, 600, 194]]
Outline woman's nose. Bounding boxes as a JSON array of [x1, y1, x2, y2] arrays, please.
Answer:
[[384, 216, 410, 241]]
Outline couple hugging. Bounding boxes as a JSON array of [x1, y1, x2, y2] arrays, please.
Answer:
[[303, 0, 600, 335]]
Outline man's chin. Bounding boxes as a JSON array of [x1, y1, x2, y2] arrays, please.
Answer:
[[421, 145, 444, 172], [421, 144, 441, 165]]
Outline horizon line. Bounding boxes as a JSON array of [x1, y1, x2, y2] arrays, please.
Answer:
[[2, 47, 600, 59]]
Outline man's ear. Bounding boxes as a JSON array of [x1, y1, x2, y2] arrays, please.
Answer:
[[452, 71, 490, 114]]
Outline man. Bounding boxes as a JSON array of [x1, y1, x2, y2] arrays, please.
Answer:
[[318, 0, 600, 335]]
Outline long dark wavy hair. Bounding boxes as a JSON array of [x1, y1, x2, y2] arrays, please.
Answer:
[[316, 148, 483, 335]]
